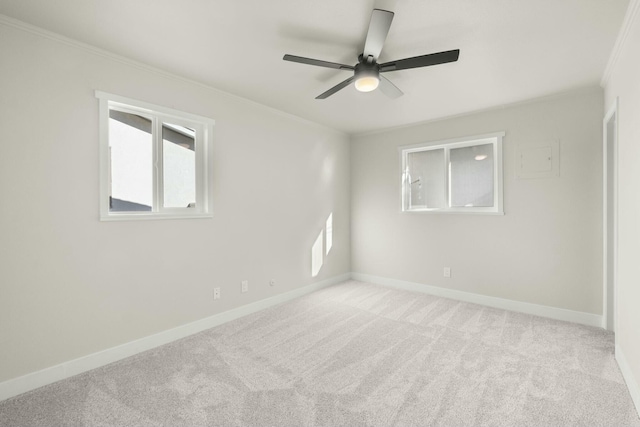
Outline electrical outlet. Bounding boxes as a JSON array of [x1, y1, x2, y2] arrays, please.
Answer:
[[444, 267, 451, 278], [213, 287, 221, 300], [241, 280, 248, 293], [269, 279, 276, 286]]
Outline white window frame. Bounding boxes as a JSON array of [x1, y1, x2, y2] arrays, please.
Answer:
[[96, 91, 214, 221], [399, 132, 504, 215]]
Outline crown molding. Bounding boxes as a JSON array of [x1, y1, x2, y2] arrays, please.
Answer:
[[354, 85, 601, 139], [601, 0, 640, 87], [0, 14, 347, 138]]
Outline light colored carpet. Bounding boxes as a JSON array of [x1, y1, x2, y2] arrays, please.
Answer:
[[1, 280, 639, 426]]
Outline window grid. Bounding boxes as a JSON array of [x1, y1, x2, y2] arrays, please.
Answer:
[[97, 91, 214, 221], [400, 132, 504, 215]]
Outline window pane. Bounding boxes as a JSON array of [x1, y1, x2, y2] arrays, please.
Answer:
[[406, 149, 446, 209], [108, 110, 153, 212], [162, 123, 196, 208], [449, 143, 494, 207]]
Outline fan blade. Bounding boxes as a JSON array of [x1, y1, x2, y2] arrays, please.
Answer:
[[283, 54, 354, 70], [378, 75, 403, 99], [362, 9, 394, 61], [316, 76, 355, 99], [379, 49, 460, 72]]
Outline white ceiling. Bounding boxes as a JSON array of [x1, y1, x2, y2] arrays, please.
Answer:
[[0, 0, 629, 134]]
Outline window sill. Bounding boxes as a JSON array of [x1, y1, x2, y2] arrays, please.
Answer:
[[402, 209, 504, 215], [100, 212, 213, 221]]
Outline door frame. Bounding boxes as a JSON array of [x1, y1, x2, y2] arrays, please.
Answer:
[[602, 98, 619, 332]]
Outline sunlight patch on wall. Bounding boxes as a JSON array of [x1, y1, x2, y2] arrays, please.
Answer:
[[311, 212, 335, 277], [326, 213, 333, 255], [311, 230, 324, 277]]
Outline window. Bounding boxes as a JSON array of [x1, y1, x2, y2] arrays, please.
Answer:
[[96, 91, 214, 220], [400, 132, 504, 214]]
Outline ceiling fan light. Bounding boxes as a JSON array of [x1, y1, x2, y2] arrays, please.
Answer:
[[355, 76, 380, 92]]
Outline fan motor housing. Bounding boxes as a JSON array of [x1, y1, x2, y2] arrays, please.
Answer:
[[354, 61, 380, 81]]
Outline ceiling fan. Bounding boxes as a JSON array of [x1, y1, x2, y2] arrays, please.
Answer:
[[283, 9, 460, 100]]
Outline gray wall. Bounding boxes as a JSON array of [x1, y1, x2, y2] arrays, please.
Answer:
[[604, 1, 640, 405], [351, 88, 603, 314], [0, 23, 351, 383]]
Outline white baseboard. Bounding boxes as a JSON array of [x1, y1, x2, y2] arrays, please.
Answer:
[[0, 273, 350, 402], [351, 273, 603, 327], [0, 272, 606, 403], [616, 344, 640, 418]]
